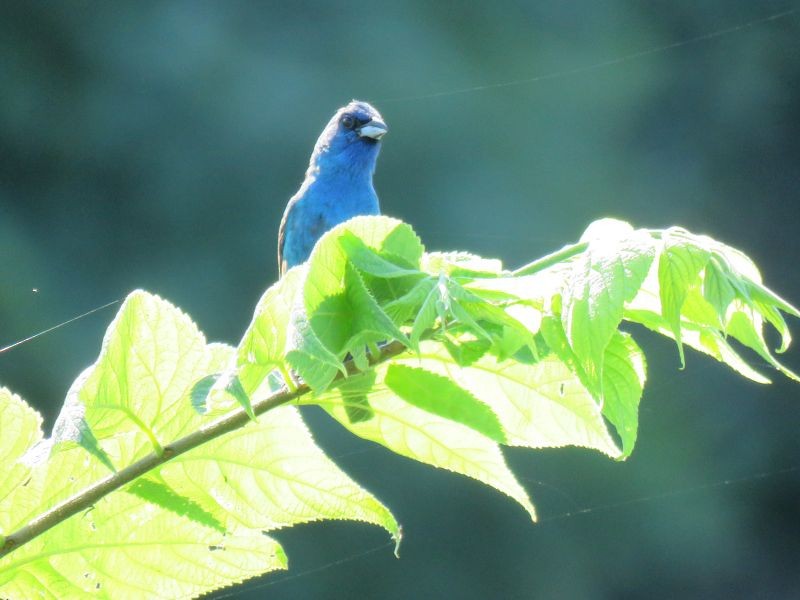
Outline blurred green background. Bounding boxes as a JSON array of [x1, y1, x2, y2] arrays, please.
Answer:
[[2, 1, 799, 598]]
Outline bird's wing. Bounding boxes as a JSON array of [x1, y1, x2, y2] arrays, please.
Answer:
[[277, 194, 331, 277]]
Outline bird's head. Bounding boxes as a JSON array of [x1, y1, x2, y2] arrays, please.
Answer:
[[310, 100, 387, 176]]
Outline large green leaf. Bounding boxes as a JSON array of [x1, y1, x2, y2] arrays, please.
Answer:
[[0, 388, 44, 535], [406, 341, 622, 457], [311, 356, 537, 521], [600, 332, 646, 457], [303, 217, 414, 368], [384, 364, 506, 443], [75, 290, 229, 455], [158, 405, 399, 539], [0, 491, 287, 599], [561, 219, 654, 397]]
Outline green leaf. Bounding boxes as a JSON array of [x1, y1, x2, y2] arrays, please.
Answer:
[[51, 384, 116, 474], [681, 284, 724, 330], [624, 229, 800, 385], [382, 276, 436, 330], [445, 280, 538, 356], [0, 388, 44, 535], [727, 309, 800, 382], [539, 318, 645, 456], [742, 277, 800, 353], [561, 222, 654, 397], [384, 364, 506, 443], [540, 315, 590, 385], [444, 281, 493, 341], [333, 370, 377, 424], [2, 402, 398, 599], [215, 374, 255, 421], [744, 277, 800, 319], [409, 278, 441, 348], [601, 332, 646, 458], [313, 361, 537, 521], [190, 374, 219, 414], [75, 290, 231, 455], [304, 219, 412, 363], [703, 257, 736, 323], [339, 230, 423, 278], [343, 263, 410, 348], [306, 216, 423, 307], [305, 261, 409, 367], [396, 342, 621, 457], [2, 293, 244, 533], [126, 477, 226, 533], [285, 307, 344, 392], [351, 216, 425, 268], [442, 336, 493, 367], [237, 266, 306, 399], [657, 229, 711, 366], [158, 405, 399, 539], [465, 262, 572, 307], [624, 307, 771, 384], [0, 492, 287, 599]]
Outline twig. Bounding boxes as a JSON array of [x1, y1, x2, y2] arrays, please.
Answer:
[[512, 241, 588, 276]]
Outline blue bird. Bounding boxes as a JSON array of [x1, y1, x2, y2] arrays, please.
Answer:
[[278, 100, 388, 275]]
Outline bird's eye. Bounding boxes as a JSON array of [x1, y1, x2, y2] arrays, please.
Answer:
[[341, 115, 355, 129]]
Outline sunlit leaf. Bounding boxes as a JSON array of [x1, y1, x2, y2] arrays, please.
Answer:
[[657, 229, 711, 365], [601, 332, 646, 458], [75, 291, 229, 455], [159, 405, 399, 540], [313, 360, 537, 521], [384, 364, 506, 443], [0, 492, 287, 599], [0, 388, 44, 534], [560, 219, 654, 396], [392, 342, 621, 457]]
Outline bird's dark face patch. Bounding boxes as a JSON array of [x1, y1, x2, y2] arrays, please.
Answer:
[[339, 112, 372, 134], [337, 102, 386, 141]]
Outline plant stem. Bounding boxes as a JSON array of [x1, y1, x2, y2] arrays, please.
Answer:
[[0, 340, 409, 560], [277, 363, 298, 392], [512, 241, 588, 276]]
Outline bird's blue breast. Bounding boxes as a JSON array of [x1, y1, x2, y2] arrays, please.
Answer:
[[281, 172, 380, 269]]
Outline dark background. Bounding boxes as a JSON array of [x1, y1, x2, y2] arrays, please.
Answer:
[[2, 2, 799, 598]]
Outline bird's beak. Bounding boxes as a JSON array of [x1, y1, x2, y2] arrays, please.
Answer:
[[356, 119, 388, 140]]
